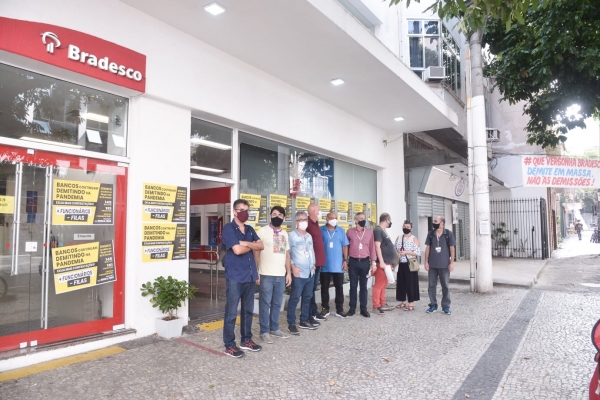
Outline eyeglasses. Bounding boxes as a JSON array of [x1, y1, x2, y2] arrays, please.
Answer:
[[296, 218, 308, 222]]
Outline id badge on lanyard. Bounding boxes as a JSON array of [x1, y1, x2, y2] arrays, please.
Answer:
[[329, 242, 334, 248]]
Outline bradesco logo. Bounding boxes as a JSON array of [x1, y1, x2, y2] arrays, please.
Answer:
[[41, 31, 143, 82]]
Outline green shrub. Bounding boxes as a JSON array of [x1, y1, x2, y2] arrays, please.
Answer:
[[140, 276, 198, 320]]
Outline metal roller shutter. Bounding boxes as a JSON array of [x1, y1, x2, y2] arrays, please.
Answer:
[[417, 194, 432, 217], [432, 196, 445, 218]]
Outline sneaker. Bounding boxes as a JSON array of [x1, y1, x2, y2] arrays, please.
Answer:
[[443, 307, 451, 315], [347, 309, 356, 317], [240, 340, 262, 352], [380, 304, 395, 311], [374, 307, 385, 315], [224, 346, 244, 358], [260, 333, 273, 344], [299, 321, 317, 330], [308, 317, 321, 327], [360, 310, 371, 318], [322, 308, 330, 317], [335, 311, 348, 318], [288, 325, 300, 335], [313, 312, 327, 321], [426, 305, 438, 313], [270, 330, 290, 339]]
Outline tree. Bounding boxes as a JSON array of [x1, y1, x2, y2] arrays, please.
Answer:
[[484, 0, 600, 149]]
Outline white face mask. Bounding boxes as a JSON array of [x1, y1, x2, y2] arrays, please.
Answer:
[[298, 221, 308, 231], [328, 219, 338, 227]]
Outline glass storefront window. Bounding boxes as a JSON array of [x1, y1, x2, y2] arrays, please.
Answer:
[[190, 119, 232, 179], [0, 63, 128, 156]]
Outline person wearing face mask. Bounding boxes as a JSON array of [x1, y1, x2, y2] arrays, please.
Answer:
[[320, 211, 350, 318], [221, 199, 265, 358], [424, 216, 456, 315], [346, 212, 377, 317], [306, 203, 328, 322], [255, 206, 292, 343], [287, 211, 317, 334], [394, 220, 421, 311], [373, 213, 397, 314]]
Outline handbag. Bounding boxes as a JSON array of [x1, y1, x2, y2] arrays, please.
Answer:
[[402, 236, 420, 272]]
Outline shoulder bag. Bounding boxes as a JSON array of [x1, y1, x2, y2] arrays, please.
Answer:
[[403, 236, 420, 272]]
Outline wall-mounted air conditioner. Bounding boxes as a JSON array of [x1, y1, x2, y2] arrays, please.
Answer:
[[423, 66, 445, 82], [486, 128, 500, 142]]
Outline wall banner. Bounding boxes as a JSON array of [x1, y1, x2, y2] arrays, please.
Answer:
[[52, 180, 114, 225], [52, 240, 116, 294], [241, 193, 267, 225], [338, 200, 349, 222], [142, 183, 187, 223], [142, 223, 187, 262], [0, 196, 14, 214], [522, 156, 600, 188], [295, 196, 311, 211]]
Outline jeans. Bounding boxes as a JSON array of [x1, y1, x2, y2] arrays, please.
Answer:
[[320, 272, 345, 313], [372, 265, 388, 308], [309, 267, 321, 317], [223, 278, 255, 349], [348, 258, 370, 311], [286, 274, 314, 326], [259, 275, 286, 334], [428, 268, 451, 309]]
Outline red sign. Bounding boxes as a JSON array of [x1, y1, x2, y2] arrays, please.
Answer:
[[0, 17, 146, 92]]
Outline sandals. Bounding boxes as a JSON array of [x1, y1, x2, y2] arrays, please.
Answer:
[[404, 305, 414, 311], [396, 302, 406, 309]]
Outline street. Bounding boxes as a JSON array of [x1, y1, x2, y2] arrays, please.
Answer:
[[1, 243, 599, 400]]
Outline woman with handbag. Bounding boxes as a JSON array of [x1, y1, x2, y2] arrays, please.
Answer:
[[394, 220, 421, 311]]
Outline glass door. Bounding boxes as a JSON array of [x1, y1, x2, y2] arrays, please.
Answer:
[[0, 145, 126, 351]]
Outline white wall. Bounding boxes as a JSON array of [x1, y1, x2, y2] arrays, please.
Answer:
[[125, 97, 191, 336], [378, 133, 406, 240]]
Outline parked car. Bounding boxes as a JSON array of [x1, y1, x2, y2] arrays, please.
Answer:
[[591, 319, 600, 399]]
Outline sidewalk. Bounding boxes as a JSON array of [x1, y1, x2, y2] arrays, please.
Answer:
[[552, 229, 600, 259], [417, 257, 548, 288]]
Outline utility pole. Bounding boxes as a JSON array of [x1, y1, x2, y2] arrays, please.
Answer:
[[468, 30, 493, 292]]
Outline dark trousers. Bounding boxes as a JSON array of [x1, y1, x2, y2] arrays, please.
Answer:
[[428, 268, 451, 309], [348, 258, 370, 311], [396, 262, 420, 303], [223, 278, 255, 349], [320, 272, 345, 313], [309, 267, 321, 317]]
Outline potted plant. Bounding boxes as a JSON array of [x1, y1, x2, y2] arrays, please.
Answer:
[[500, 237, 511, 258], [140, 276, 198, 339], [491, 222, 507, 257]]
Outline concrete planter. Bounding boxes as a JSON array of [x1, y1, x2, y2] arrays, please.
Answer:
[[155, 317, 186, 339]]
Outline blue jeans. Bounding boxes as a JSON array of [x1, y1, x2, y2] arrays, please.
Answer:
[[223, 278, 255, 349], [348, 258, 370, 311], [428, 268, 451, 309], [259, 275, 286, 334], [309, 267, 321, 317], [287, 274, 314, 326]]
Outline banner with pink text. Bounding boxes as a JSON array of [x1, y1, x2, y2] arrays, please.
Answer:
[[522, 156, 600, 188]]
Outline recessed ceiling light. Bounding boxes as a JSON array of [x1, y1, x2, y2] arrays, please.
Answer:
[[204, 2, 226, 16], [331, 78, 345, 86], [190, 138, 232, 150], [191, 166, 225, 173], [394, 116, 404, 121]]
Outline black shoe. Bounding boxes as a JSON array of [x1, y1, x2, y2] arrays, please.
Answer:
[[240, 340, 262, 352], [313, 312, 327, 321], [374, 307, 385, 315], [360, 310, 371, 318], [347, 309, 355, 317], [335, 311, 348, 318], [299, 321, 317, 330], [322, 308, 330, 317], [308, 317, 321, 327], [288, 325, 300, 335], [224, 346, 245, 358]]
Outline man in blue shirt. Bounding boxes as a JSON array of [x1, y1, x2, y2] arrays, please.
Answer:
[[287, 210, 317, 335], [320, 211, 349, 318], [221, 199, 264, 358]]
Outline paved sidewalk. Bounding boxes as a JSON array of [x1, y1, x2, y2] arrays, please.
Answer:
[[418, 258, 548, 288], [1, 283, 597, 399], [553, 229, 600, 259]]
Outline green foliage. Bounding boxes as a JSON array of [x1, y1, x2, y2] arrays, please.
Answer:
[[388, 0, 549, 33], [140, 276, 198, 320], [484, 0, 600, 149]]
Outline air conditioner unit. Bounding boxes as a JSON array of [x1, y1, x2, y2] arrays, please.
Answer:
[[423, 66, 445, 82], [486, 128, 500, 142]]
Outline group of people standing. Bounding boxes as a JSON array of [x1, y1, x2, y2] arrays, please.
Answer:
[[221, 198, 456, 358]]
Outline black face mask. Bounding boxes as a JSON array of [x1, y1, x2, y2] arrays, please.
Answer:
[[388, 221, 392, 228], [271, 217, 284, 227], [432, 223, 441, 229], [358, 220, 367, 227], [403, 228, 411, 234]]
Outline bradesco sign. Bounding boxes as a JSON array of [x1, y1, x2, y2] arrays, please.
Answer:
[[0, 17, 146, 92]]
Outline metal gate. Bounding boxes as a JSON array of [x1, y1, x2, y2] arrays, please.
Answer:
[[489, 198, 549, 259]]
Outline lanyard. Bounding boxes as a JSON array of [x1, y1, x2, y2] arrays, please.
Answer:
[[327, 229, 336, 241], [356, 229, 365, 242]]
